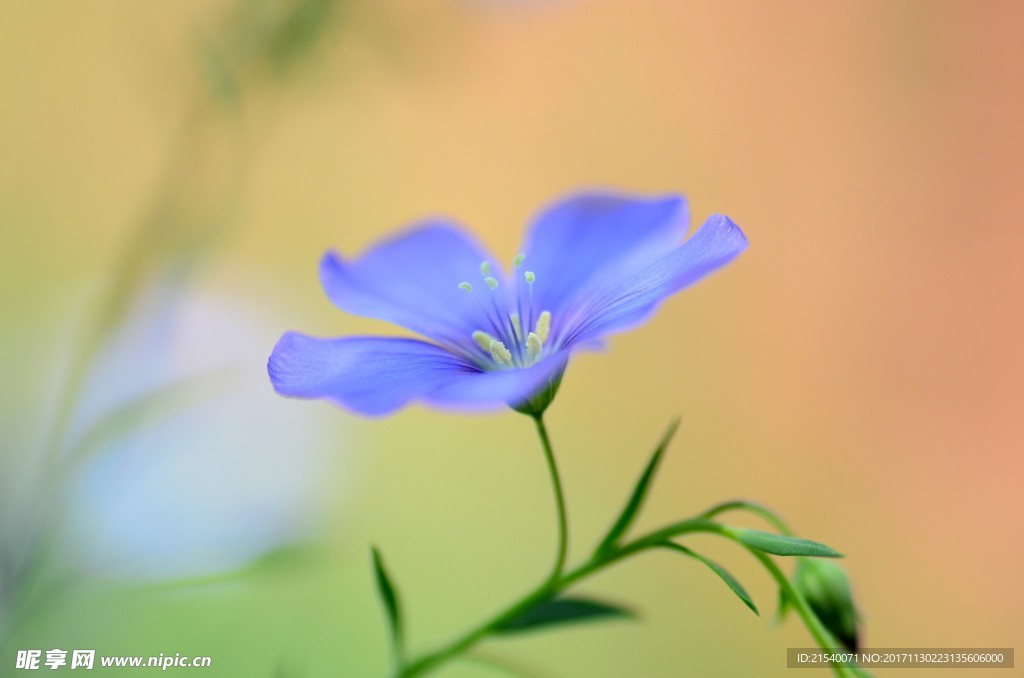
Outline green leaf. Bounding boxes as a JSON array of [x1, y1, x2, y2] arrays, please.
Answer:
[[246, 543, 324, 576], [371, 546, 403, 653], [658, 542, 758, 616], [495, 597, 633, 634], [594, 418, 681, 555], [135, 542, 324, 593], [734, 529, 843, 558]]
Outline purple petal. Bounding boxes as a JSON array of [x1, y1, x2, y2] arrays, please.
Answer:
[[519, 192, 689, 319], [268, 332, 569, 416], [269, 333, 474, 416], [558, 214, 748, 347], [319, 222, 503, 351]]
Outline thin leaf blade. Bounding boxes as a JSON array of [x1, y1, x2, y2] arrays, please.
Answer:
[[734, 529, 843, 558], [71, 369, 238, 463], [595, 418, 681, 555], [371, 546, 403, 653], [775, 587, 792, 624], [659, 542, 759, 616], [495, 597, 633, 634]]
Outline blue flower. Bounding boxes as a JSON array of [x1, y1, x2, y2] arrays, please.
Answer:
[[268, 192, 747, 416]]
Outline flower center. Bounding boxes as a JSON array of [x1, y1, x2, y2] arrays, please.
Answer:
[[458, 255, 552, 369]]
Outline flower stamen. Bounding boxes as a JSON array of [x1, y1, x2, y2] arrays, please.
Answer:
[[524, 270, 536, 331], [488, 339, 514, 367], [536, 311, 551, 345], [463, 265, 553, 370], [477, 267, 526, 362], [510, 312, 522, 339], [462, 280, 512, 345], [526, 332, 542, 361], [472, 330, 497, 352]]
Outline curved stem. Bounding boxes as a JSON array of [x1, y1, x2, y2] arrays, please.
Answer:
[[700, 500, 793, 536], [398, 415, 570, 677], [397, 434, 852, 677], [398, 519, 716, 677], [533, 415, 568, 583], [742, 548, 861, 678]]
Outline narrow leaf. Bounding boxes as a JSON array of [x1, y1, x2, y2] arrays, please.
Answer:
[[137, 542, 323, 593], [70, 369, 238, 463], [247, 543, 323, 576], [775, 587, 792, 624], [658, 542, 758, 615], [734, 529, 843, 558], [371, 546, 403, 653], [495, 597, 633, 634], [595, 417, 681, 554]]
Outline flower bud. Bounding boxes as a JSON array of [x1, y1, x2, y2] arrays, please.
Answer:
[[793, 558, 861, 651]]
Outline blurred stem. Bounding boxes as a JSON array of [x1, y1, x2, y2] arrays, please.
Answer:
[[533, 415, 567, 584], [3, 0, 342, 648]]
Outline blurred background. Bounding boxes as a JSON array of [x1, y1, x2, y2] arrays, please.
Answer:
[[2, 0, 1022, 675]]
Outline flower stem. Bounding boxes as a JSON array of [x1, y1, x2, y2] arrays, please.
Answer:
[[742, 547, 862, 678], [396, 432, 856, 678], [397, 517, 715, 677], [397, 416, 568, 677], [533, 414, 568, 583]]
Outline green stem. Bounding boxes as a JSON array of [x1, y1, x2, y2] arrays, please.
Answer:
[[397, 416, 569, 677], [398, 518, 716, 677], [741, 547, 861, 678], [397, 436, 852, 677], [700, 500, 794, 536], [397, 581, 550, 677], [533, 415, 568, 583]]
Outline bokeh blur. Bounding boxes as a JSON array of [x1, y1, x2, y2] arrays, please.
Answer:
[[2, 0, 1022, 676]]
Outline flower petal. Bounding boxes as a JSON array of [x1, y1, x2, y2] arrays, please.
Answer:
[[319, 222, 503, 351], [268, 333, 570, 416], [519, 192, 689, 319], [558, 214, 748, 347], [269, 333, 476, 416]]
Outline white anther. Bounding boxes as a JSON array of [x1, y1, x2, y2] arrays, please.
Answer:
[[473, 330, 498, 352], [526, 332, 542, 361], [536, 311, 551, 344], [489, 339, 514, 367]]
